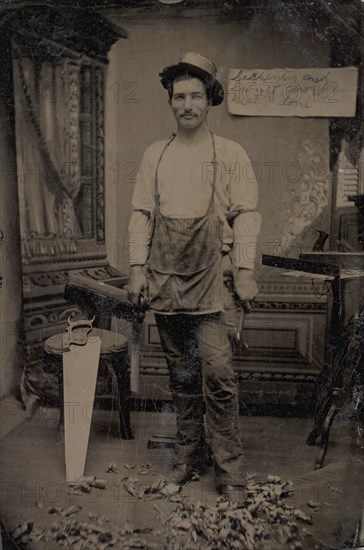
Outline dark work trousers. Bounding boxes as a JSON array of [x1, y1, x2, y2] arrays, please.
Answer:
[[155, 312, 244, 486]]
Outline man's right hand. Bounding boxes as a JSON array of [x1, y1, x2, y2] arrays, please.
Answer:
[[127, 265, 149, 305]]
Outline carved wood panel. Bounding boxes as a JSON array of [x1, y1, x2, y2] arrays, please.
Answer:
[[7, 6, 126, 408]]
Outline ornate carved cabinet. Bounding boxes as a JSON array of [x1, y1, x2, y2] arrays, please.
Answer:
[[5, 6, 127, 400]]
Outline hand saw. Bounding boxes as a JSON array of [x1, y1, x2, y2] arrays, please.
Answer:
[[62, 316, 101, 482]]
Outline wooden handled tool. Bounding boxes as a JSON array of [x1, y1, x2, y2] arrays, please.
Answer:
[[65, 274, 149, 395], [235, 301, 251, 350], [129, 295, 148, 395]]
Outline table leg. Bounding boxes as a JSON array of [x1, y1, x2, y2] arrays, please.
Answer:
[[306, 276, 347, 458], [110, 354, 134, 440], [315, 394, 339, 469], [57, 369, 64, 434]]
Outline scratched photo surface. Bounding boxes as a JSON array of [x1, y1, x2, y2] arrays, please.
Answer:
[[0, 1, 363, 549]]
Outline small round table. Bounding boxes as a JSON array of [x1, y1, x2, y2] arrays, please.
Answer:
[[44, 328, 133, 440]]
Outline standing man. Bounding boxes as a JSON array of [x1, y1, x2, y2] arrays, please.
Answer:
[[128, 52, 261, 499]]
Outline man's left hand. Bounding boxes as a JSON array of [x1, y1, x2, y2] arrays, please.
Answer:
[[234, 268, 259, 302]]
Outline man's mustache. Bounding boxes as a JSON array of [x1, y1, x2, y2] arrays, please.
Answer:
[[176, 110, 197, 117]]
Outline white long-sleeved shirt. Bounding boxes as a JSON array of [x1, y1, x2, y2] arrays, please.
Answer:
[[128, 133, 261, 269]]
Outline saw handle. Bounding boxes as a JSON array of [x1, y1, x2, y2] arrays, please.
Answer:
[[66, 316, 95, 347]]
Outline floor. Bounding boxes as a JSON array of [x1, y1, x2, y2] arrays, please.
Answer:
[[0, 405, 363, 549]]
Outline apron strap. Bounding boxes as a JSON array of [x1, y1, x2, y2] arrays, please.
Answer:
[[153, 130, 218, 216], [153, 133, 176, 215], [207, 131, 218, 215]]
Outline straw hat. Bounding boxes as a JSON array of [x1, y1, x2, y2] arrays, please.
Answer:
[[159, 52, 224, 106]]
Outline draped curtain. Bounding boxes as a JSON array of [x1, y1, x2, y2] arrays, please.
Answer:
[[13, 48, 83, 248]]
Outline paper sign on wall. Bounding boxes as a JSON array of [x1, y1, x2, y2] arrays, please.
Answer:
[[226, 67, 358, 117]]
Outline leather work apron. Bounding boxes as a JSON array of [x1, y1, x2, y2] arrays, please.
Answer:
[[147, 132, 224, 313]]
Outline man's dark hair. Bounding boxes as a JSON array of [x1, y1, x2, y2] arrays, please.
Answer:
[[167, 72, 213, 102]]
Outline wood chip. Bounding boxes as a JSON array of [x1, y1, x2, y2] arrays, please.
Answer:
[[11, 520, 34, 541], [160, 483, 181, 497], [80, 476, 96, 484], [107, 461, 118, 473], [307, 500, 321, 509], [123, 478, 139, 497], [267, 475, 282, 483], [294, 509, 313, 524], [62, 505, 82, 517], [48, 507, 63, 515], [91, 479, 107, 489], [69, 482, 91, 493]]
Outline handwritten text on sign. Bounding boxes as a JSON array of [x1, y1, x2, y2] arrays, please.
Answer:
[[226, 67, 358, 117]]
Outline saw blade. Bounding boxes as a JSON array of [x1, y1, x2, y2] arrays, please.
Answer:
[[62, 335, 101, 482]]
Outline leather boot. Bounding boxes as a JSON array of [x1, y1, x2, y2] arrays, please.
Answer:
[[218, 484, 245, 504], [168, 464, 197, 485]]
